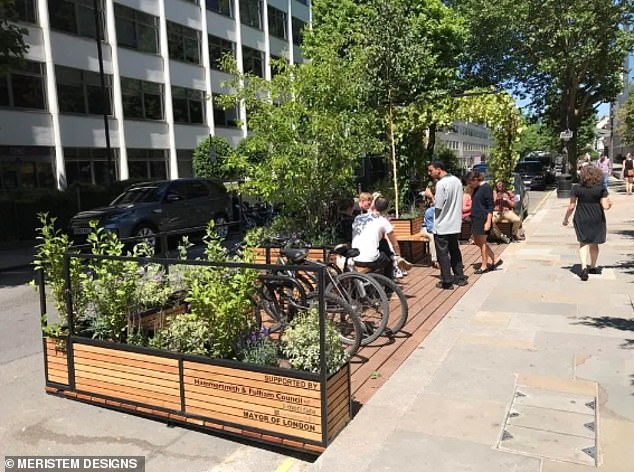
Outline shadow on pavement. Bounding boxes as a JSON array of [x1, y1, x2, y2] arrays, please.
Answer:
[[574, 315, 634, 334]]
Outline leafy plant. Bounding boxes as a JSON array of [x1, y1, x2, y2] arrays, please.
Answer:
[[281, 308, 348, 374], [32, 213, 86, 324], [240, 328, 279, 366], [148, 313, 211, 356], [153, 221, 259, 358]]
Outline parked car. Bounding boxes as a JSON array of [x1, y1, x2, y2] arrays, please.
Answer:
[[514, 160, 556, 190], [69, 178, 234, 247]]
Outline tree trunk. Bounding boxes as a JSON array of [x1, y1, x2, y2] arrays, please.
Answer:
[[426, 123, 437, 156], [388, 104, 399, 217]]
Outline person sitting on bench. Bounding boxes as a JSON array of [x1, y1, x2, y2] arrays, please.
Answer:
[[492, 181, 524, 243]]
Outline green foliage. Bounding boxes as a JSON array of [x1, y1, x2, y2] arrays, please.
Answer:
[[163, 221, 259, 358], [33, 213, 86, 324], [218, 52, 381, 239], [281, 308, 347, 374], [240, 328, 279, 366], [0, 0, 29, 74], [192, 135, 236, 181], [149, 313, 211, 356], [616, 90, 634, 147], [83, 222, 141, 342], [515, 121, 560, 158], [453, 0, 634, 171]]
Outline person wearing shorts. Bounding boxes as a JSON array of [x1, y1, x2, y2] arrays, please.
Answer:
[[466, 171, 503, 274]]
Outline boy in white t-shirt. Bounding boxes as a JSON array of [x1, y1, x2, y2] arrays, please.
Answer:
[[351, 197, 404, 279]]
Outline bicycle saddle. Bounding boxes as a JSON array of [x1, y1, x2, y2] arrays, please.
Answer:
[[280, 247, 308, 263], [332, 244, 360, 259]]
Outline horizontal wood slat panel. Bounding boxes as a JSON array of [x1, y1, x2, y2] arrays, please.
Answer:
[[74, 368, 180, 397], [186, 404, 322, 442], [74, 363, 179, 388], [73, 349, 178, 375], [74, 376, 181, 410], [185, 383, 322, 410], [73, 343, 178, 368]]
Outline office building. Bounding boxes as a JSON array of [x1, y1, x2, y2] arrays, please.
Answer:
[[0, 0, 309, 190]]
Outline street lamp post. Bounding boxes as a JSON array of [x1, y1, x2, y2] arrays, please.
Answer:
[[93, 0, 113, 191]]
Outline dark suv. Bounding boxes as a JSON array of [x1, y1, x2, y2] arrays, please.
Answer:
[[515, 161, 556, 190], [69, 178, 233, 245]]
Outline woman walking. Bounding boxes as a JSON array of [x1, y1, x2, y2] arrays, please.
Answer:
[[562, 165, 612, 281], [623, 153, 633, 195], [466, 171, 502, 274]]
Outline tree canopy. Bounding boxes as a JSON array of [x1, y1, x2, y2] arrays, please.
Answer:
[[453, 0, 634, 171], [616, 92, 634, 147]]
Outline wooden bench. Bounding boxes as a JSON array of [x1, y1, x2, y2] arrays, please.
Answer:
[[396, 234, 431, 265]]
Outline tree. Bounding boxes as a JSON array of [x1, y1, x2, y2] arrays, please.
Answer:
[[452, 0, 634, 172], [616, 92, 634, 147], [515, 121, 560, 158], [192, 135, 235, 181], [217, 53, 381, 240], [0, 0, 29, 74], [305, 0, 466, 216]]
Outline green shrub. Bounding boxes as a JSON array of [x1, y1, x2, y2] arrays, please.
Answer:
[[281, 308, 347, 374], [240, 328, 279, 366]]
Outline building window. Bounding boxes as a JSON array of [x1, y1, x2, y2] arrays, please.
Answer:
[[127, 148, 168, 180], [213, 95, 239, 127], [239, 0, 261, 29], [1, 0, 37, 23], [48, 0, 105, 40], [268, 6, 286, 39], [121, 77, 163, 121], [167, 21, 201, 64], [0, 146, 54, 190], [206, 0, 231, 17], [172, 86, 205, 124], [56, 65, 112, 115], [64, 147, 118, 186], [291, 17, 305, 45], [0, 61, 46, 110], [114, 3, 159, 54], [208, 34, 235, 70], [177, 149, 194, 177], [242, 46, 263, 77]]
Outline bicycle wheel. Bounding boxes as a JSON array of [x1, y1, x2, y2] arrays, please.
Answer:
[[306, 292, 363, 357], [255, 274, 307, 332], [366, 273, 409, 335], [327, 272, 389, 345]]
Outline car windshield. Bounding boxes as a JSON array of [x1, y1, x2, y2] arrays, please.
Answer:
[[110, 186, 162, 205], [515, 162, 542, 172]]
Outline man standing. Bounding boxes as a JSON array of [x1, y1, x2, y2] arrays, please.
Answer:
[[427, 161, 467, 290]]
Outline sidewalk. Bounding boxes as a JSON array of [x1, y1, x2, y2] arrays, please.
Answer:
[[303, 178, 634, 472]]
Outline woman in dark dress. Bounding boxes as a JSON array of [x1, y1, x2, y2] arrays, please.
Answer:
[[466, 171, 502, 274], [562, 165, 612, 281]]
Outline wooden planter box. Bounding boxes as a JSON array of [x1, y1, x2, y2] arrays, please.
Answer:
[[128, 303, 188, 334], [251, 247, 328, 265], [391, 216, 423, 239], [42, 336, 351, 454]]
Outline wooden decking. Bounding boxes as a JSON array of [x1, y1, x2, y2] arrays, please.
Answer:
[[349, 242, 506, 411]]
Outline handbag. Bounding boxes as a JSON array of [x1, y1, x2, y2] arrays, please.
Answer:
[[627, 168, 634, 177]]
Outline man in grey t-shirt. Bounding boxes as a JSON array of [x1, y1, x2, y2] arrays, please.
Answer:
[[428, 161, 467, 290]]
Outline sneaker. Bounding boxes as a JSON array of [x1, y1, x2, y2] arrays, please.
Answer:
[[579, 268, 589, 281], [396, 256, 413, 271], [454, 278, 468, 287], [393, 267, 404, 279], [499, 235, 511, 244]]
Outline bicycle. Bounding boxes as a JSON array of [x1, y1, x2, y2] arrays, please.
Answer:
[[266, 237, 390, 345], [327, 244, 409, 336], [254, 267, 363, 356]]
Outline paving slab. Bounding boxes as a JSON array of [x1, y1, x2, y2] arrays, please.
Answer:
[[511, 386, 596, 415], [367, 431, 541, 472], [507, 404, 595, 439]]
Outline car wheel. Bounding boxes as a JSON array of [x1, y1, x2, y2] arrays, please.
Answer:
[[134, 224, 157, 250], [214, 214, 229, 238]]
